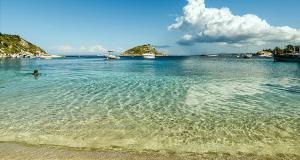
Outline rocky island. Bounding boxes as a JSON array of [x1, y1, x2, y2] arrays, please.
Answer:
[[122, 44, 166, 56], [0, 33, 60, 58]]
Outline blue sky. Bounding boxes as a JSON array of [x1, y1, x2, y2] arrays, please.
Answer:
[[1, 0, 300, 55]]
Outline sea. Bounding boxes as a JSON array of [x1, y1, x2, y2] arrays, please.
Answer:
[[0, 56, 299, 157]]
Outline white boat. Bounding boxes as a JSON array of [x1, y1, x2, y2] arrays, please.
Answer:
[[208, 54, 218, 57], [105, 51, 120, 60], [243, 54, 253, 59], [11, 54, 19, 58], [40, 54, 63, 59], [105, 54, 120, 59], [143, 53, 155, 59], [259, 54, 272, 58]]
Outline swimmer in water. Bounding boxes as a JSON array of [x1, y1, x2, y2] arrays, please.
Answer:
[[32, 70, 40, 77]]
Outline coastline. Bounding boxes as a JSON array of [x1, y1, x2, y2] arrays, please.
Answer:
[[0, 54, 63, 59], [1, 142, 299, 160]]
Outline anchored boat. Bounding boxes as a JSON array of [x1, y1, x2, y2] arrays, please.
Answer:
[[243, 54, 253, 59], [143, 53, 155, 59], [105, 51, 120, 60]]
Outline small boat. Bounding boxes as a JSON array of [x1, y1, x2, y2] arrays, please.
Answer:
[[105, 51, 120, 60], [208, 54, 218, 57], [11, 54, 19, 58], [40, 54, 63, 59], [105, 54, 120, 59], [243, 54, 253, 59], [259, 54, 272, 58], [143, 53, 155, 59]]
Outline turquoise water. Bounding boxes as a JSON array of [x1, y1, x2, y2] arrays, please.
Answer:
[[0, 56, 299, 155]]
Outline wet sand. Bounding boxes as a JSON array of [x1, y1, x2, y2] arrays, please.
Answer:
[[0, 142, 299, 160]]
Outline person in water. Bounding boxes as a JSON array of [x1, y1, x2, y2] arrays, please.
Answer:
[[32, 69, 40, 77]]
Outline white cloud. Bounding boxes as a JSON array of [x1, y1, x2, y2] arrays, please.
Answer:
[[55, 45, 107, 53], [169, 0, 300, 46], [56, 45, 74, 53]]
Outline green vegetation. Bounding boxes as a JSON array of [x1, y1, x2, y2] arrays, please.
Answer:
[[262, 45, 299, 55], [0, 33, 47, 55], [122, 44, 165, 56]]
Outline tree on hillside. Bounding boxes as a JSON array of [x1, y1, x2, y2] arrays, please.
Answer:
[[273, 47, 282, 54], [286, 44, 294, 51]]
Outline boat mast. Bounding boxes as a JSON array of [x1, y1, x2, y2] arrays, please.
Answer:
[[293, 45, 296, 54]]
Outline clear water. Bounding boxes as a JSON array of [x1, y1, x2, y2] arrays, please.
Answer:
[[0, 56, 299, 155]]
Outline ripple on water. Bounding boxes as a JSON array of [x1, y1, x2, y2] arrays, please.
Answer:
[[0, 58, 299, 156]]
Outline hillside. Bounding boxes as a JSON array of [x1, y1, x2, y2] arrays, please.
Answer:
[[122, 44, 165, 56], [256, 50, 273, 57], [0, 33, 47, 56], [260, 45, 300, 55]]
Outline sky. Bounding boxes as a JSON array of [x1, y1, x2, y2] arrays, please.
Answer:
[[1, 0, 300, 55]]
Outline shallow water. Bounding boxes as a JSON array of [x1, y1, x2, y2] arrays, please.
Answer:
[[0, 56, 299, 156]]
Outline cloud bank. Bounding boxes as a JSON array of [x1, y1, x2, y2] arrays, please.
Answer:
[[56, 45, 107, 53], [168, 0, 300, 46]]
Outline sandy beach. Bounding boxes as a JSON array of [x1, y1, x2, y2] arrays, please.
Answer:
[[0, 142, 299, 160]]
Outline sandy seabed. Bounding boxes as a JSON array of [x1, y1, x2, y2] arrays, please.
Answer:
[[0, 142, 299, 160]]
